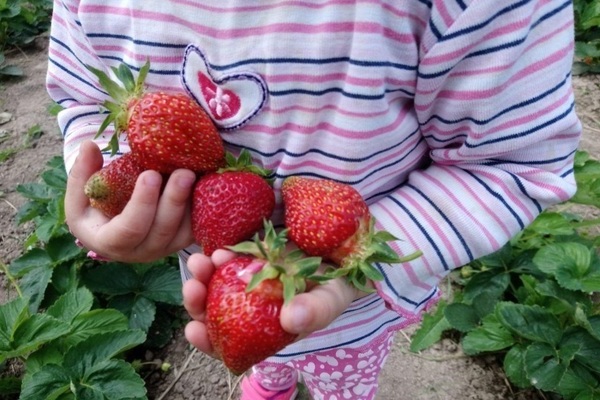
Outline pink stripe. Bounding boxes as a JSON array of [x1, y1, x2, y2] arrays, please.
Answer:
[[416, 44, 572, 110], [425, 91, 571, 141], [395, 190, 464, 266], [264, 93, 408, 118], [244, 102, 414, 140], [272, 137, 420, 178], [360, 148, 426, 194], [375, 203, 439, 283], [448, 20, 573, 78], [268, 72, 414, 89], [468, 167, 536, 221], [420, 171, 501, 248], [169, 0, 427, 29], [81, 6, 414, 42], [421, 18, 532, 66], [435, 0, 456, 29], [443, 168, 513, 238]]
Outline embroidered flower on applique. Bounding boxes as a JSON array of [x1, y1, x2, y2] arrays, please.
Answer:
[[181, 44, 268, 130]]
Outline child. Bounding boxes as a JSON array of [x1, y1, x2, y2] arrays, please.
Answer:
[[48, 1, 581, 399]]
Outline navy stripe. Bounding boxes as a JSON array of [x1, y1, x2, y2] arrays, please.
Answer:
[[464, 170, 525, 229], [419, 1, 570, 79], [211, 57, 416, 72], [388, 195, 450, 270], [376, 266, 439, 306], [406, 184, 474, 260], [507, 172, 543, 213], [270, 86, 413, 100], [62, 110, 107, 137], [275, 316, 402, 357], [261, 137, 426, 185], [456, 0, 468, 10], [439, 0, 532, 42], [421, 72, 570, 127], [86, 33, 188, 48], [464, 102, 575, 148]]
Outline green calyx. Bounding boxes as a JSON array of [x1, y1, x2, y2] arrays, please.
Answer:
[[219, 149, 273, 183], [86, 60, 151, 156], [322, 217, 423, 293], [226, 219, 324, 304]]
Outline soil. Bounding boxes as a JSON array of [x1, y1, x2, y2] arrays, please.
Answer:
[[1, 41, 599, 400]]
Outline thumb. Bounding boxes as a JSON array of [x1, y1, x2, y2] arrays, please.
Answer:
[[280, 278, 359, 335]]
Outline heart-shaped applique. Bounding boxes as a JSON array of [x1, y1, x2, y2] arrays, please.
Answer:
[[181, 44, 268, 130]]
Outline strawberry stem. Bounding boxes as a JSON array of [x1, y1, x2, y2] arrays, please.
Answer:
[[226, 220, 325, 304]]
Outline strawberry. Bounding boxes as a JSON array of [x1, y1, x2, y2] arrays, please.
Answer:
[[191, 150, 275, 255], [84, 152, 145, 217], [87, 61, 225, 174], [281, 176, 422, 291], [206, 221, 323, 375]]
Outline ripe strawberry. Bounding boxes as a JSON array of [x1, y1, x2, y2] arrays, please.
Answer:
[[84, 152, 145, 217], [206, 221, 323, 375], [281, 176, 421, 291], [88, 61, 225, 173], [191, 150, 275, 255]]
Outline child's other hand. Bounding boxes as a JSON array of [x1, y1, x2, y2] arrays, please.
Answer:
[[65, 141, 196, 263], [183, 249, 367, 357]]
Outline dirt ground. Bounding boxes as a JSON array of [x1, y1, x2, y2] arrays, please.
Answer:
[[1, 41, 599, 400]]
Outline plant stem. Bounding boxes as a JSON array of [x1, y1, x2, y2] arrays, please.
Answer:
[[0, 262, 23, 298], [571, 217, 600, 229]]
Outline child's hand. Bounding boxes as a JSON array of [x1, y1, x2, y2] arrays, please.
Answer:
[[65, 141, 196, 263], [183, 249, 367, 357]]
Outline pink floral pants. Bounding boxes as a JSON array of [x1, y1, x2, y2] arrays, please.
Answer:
[[251, 332, 396, 400]]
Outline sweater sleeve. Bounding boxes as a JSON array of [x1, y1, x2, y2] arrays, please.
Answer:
[[370, 0, 581, 316], [46, 0, 130, 172]]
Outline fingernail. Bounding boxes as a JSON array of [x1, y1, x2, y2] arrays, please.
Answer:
[[177, 174, 196, 189], [144, 172, 162, 187], [290, 304, 309, 333]]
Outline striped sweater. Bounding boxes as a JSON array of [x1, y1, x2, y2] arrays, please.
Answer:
[[47, 0, 581, 357]]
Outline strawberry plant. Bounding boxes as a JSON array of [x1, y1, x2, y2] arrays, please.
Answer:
[[573, 0, 600, 74], [1, 155, 184, 398], [411, 151, 600, 399]]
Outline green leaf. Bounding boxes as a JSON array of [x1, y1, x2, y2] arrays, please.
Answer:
[[524, 342, 568, 391], [0, 297, 30, 354], [462, 313, 515, 355], [526, 212, 575, 236], [561, 328, 600, 374], [65, 309, 130, 348], [45, 234, 82, 264], [409, 300, 451, 352], [139, 266, 182, 305], [5, 314, 70, 360], [463, 269, 510, 303], [503, 344, 531, 388], [496, 303, 563, 346], [63, 330, 146, 375], [9, 248, 52, 277], [444, 303, 479, 332], [81, 263, 141, 295], [16, 182, 56, 201], [534, 243, 600, 292], [557, 362, 600, 400], [19, 265, 53, 313], [109, 295, 156, 332], [46, 288, 94, 323], [20, 364, 72, 400], [77, 359, 147, 399]]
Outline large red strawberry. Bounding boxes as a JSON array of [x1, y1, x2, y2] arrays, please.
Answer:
[[88, 61, 225, 174], [84, 152, 145, 218], [206, 221, 323, 375], [191, 150, 275, 255], [281, 176, 421, 291]]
